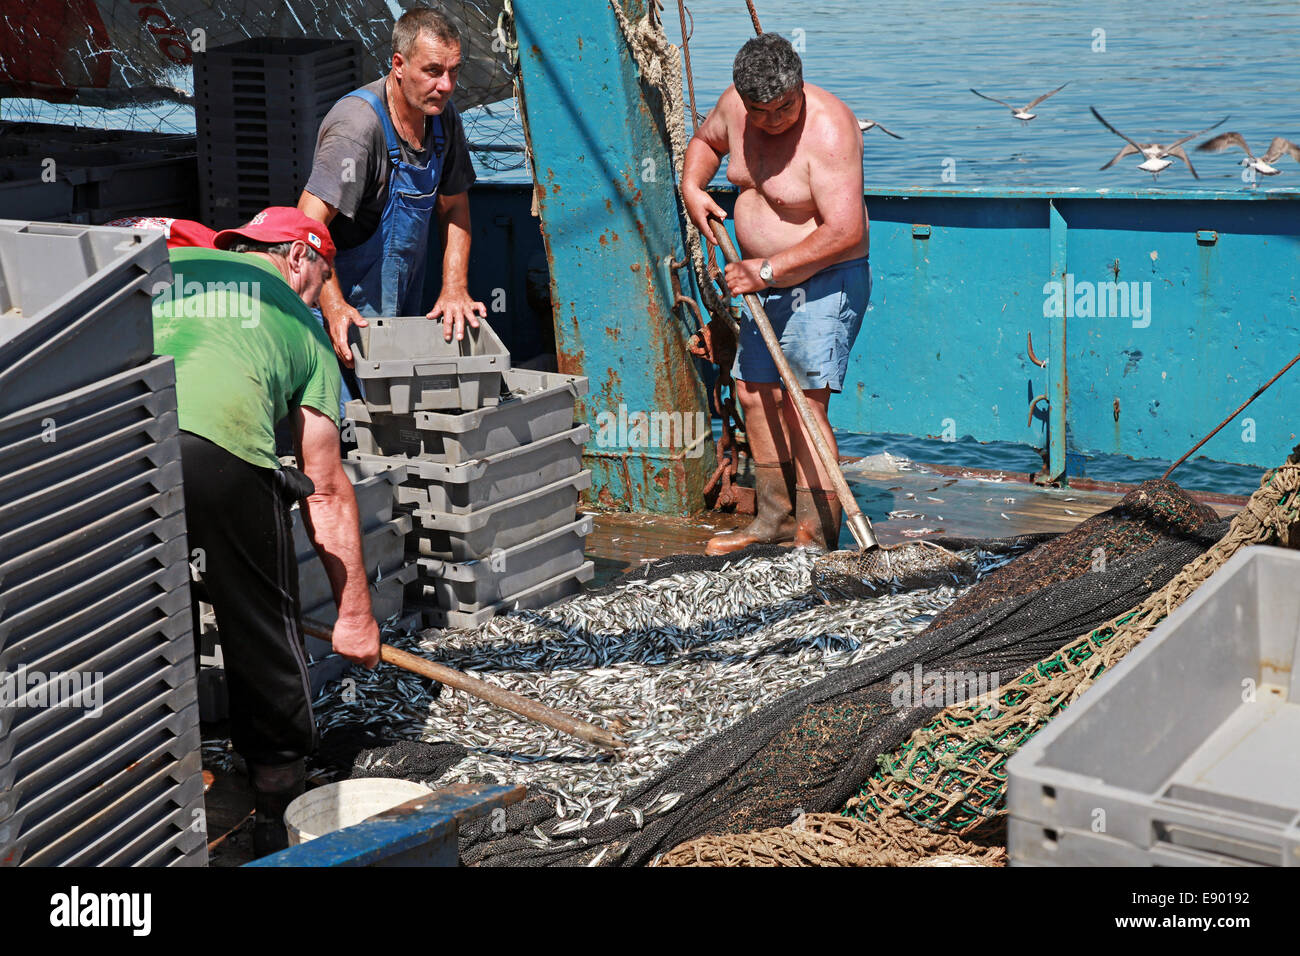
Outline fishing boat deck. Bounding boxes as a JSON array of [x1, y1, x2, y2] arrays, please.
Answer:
[[583, 461, 1246, 587]]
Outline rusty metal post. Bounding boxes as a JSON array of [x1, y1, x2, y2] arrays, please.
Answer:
[[513, 0, 716, 515]]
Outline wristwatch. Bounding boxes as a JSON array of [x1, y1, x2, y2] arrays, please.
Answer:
[[759, 259, 775, 287]]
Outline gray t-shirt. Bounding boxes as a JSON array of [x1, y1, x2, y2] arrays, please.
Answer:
[[304, 77, 477, 252]]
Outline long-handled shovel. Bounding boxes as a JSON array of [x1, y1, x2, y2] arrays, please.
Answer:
[[303, 619, 626, 752], [708, 218, 972, 590]]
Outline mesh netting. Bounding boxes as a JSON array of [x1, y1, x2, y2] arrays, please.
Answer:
[[849, 463, 1300, 837], [458, 479, 1228, 865]]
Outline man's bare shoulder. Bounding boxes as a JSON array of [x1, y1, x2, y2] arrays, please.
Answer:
[[803, 84, 861, 141], [695, 85, 742, 149]]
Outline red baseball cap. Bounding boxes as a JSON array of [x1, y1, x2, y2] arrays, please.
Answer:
[[213, 207, 336, 263]]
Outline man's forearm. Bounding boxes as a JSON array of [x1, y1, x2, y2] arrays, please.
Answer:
[[301, 486, 373, 620], [318, 269, 348, 319], [769, 215, 867, 286], [439, 196, 472, 292]]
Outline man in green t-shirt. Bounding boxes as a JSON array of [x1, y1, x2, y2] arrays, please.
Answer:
[[152, 207, 379, 856]]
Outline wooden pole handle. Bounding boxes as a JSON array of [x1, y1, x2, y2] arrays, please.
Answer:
[[708, 219, 878, 550], [303, 620, 626, 752]]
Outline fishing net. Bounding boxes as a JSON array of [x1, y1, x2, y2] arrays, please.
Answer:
[[314, 728, 467, 787], [657, 459, 1300, 866], [652, 806, 1006, 867], [459, 478, 1229, 866]]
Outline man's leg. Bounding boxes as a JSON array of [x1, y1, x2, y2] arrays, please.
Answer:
[[179, 432, 315, 856], [705, 379, 798, 555], [780, 387, 843, 549]]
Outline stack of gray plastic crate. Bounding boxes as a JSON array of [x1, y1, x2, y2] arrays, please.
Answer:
[[1007, 545, 1300, 867], [194, 38, 361, 229], [0, 120, 198, 225], [0, 220, 205, 867], [344, 316, 594, 629]]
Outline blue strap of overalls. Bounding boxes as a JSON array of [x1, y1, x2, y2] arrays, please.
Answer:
[[346, 88, 445, 164]]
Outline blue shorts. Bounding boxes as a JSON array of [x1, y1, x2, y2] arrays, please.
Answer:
[[731, 256, 871, 392]]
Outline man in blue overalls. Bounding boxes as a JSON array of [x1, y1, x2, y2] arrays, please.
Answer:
[[299, 5, 484, 410]]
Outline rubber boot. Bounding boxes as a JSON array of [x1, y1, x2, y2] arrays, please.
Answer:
[[248, 758, 306, 858], [705, 461, 796, 555], [793, 486, 843, 551]]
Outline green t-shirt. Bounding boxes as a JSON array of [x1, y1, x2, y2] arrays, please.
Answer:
[[152, 248, 341, 470]]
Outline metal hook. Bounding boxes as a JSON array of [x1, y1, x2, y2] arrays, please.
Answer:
[[1027, 394, 1048, 427], [1026, 331, 1048, 368]]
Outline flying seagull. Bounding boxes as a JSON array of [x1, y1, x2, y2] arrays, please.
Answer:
[[1090, 107, 1229, 181], [969, 82, 1069, 123], [1196, 132, 1300, 177], [858, 118, 903, 139]]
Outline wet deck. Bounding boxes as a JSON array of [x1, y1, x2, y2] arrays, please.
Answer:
[[583, 461, 1245, 587]]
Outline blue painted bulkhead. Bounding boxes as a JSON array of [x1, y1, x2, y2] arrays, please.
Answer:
[[449, 183, 1299, 488]]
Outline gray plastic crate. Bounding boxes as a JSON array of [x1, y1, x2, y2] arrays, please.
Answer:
[[416, 561, 595, 630], [1006, 818, 1249, 868], [0, 220, 172, 416], [1007, 545, 1300, 868], [0, 356, 176, 471], [351, 316, 510, 414], [351, 424, 589, 515], [296, 515, 412, 613], [409, 470, 591, 562], [39, 767, 206, 868], [1, 638, 195, 777], [301, 564, 418, 628], [0, 528, 187, 633], [1, 748, 203, 867], [346, 368, 588, 465], [412, 515, 592, 612], [0, 496, 186, 619], [0, 545, 190, 661], [0, 700, 199, 831], [1, 609, 191, 759], [0, 413, 179, 522], [289, 460, 406, 555], [0, 434, 182, 547]]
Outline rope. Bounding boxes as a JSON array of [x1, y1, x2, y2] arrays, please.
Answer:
[[655, 806, 1005, 867], [675, 0, 700, 132], [743, 0, 763, 34], [1163, 349, 1300, 479]]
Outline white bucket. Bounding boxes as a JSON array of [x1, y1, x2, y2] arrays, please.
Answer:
[[284, 778, 435, 846]]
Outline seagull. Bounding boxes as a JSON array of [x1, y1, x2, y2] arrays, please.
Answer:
[[969, 83, 1068, 123], [1196, 132, 1300, 177], [1090, 107, 1229, 181], [858, 118, 903, 139]]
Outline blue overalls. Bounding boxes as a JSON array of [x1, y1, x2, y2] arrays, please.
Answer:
[[327, 87, 446, 410]]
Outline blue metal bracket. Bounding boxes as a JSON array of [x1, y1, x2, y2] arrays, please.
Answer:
[[1046, 200, 1068, 484], [245, 784, 524, 867]]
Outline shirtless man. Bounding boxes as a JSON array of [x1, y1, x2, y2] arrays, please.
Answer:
[[683, 33, 870, 553]]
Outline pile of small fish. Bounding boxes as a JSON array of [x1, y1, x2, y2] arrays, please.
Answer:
[[298, 546, 1020, 821]]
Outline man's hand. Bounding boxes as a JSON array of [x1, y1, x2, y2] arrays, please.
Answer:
[[330, 613, 381, 669], [683, 182, 727, 241], [320, 292, 367, 366], [724, 258, 767, 296], [428, 288, 487, 342]]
